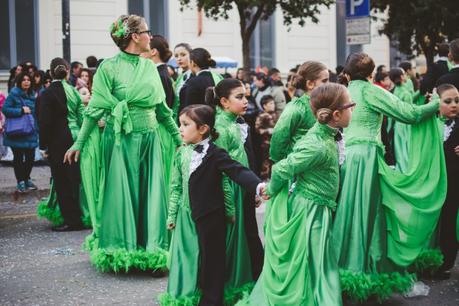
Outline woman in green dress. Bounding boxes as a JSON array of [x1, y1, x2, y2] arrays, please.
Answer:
[[332, 53, 446, 301], [270, 61, 329, 163], [64, 15, 181, 273], [173, 43, 193, 120], [242, 83, 353, 306]]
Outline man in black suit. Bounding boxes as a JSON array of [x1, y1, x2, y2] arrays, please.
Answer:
[[421, 43, 450, 94], [437, 39, 459, 89], [38, 62, 83, 231]]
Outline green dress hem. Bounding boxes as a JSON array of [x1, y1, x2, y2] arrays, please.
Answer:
[[37, 200, 92, 228]]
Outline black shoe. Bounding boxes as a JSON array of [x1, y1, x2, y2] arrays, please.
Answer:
[[431, 270, 451, 280], [52, 224, 85, 232]]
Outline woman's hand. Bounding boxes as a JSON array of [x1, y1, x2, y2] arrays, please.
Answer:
[[454, 145, 459, 156], [63, 149, 80, 164], [226, 215, 236, 224], [22, 106, 31, 114], [167, 223, 176, 230], [97, 119, 105, 128]]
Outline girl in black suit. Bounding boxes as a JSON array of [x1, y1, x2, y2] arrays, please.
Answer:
[[183, 48, 222, 110], [163, 104, 264, 306]]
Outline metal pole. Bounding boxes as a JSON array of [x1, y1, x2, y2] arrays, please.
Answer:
[[62, 0, 71, 62], [336, 0, 347, 66]]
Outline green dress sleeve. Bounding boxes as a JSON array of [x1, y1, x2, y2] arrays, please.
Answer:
[[267, 139, 325, 195], [270, 103, 302, 162], [364, 84, 439, 124], [155, 100, 182, 146], [167, 148, 183, 225]]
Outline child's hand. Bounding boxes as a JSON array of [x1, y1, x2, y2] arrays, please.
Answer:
[[455, 145, 459, 156], [167, 223, 176, 230], [226, 216, 236, 224]]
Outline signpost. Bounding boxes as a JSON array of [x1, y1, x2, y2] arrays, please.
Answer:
[[345, 0, 371, 46]]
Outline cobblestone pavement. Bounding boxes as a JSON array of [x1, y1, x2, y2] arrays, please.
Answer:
[[0, 164, 458, 305]]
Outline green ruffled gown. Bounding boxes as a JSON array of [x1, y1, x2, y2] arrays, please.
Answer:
[[332, 80, 446, 301], [270, 94, 316, 162], [242, 122, 342, 306], [159, 145, 200, 305], [392, 84, 413, 173], [214, 109, 256, 298], [72, 51, 181, 272], [37, 80, 91, 227]]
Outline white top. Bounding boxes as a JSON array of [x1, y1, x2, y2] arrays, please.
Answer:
[[444, 120, 455, 142], [189, 137, 211, 175]]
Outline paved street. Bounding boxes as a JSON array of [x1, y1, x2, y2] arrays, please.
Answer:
[[0, 164, 458, 305]]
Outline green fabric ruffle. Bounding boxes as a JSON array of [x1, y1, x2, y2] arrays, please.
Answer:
[[37, 200, 64, 226]]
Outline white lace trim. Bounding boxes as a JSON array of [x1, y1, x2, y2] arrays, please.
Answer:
[[189, 138, 210, 176], [444, 120, 455, 141], [238, 121, 249, 144], [337, 131, 346, 166]]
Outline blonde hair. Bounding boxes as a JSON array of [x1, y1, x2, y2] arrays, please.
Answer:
[[291, 61, 328, 90], [110, 15, 145, 50], [310, 83, 348, 124]]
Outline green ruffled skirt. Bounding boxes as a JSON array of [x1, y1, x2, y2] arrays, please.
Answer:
[[240, 187, 341, 306], [393, 121, 411, 173], [87, 125, 169, 272]]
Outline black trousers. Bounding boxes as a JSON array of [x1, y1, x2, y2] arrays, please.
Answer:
[[439, 193, 459, 271], [48, 148, 82, 227], [243, 191, 264, 280], [196, 209, 226, 306], [11, 148, 35, 183]]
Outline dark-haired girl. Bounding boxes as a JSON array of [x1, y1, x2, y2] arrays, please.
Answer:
[[270, 61, 329, 163], [207, 78, 264, 295], [174, 43, 193, 118], [2, 72, 38, 193], [160, 104, 263, 306], [183, 47, 223, 111], [332, 53, 445, 300], [64, 15, 181, 272]]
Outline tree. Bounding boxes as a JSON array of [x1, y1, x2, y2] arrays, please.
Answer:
[[179, 0, 334, 75], [371, 0, 459, 66]]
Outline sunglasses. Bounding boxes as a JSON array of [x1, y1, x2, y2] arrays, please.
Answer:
[[338, 102, 356, 110], [137, 30, 152, 36], [443, 97, 459, 105]]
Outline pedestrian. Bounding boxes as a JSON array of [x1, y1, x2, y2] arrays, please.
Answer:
[[77, 68, 93, 93], [208, 78, 264, 296], [242, 83, 353, 306], [399, 61, 417, 92], [374, 70, 392, 91], [161, 104, 263, 306], [173, 43, 193, 119], [332, 53, 445, 300], [64, 14, 181, 273], [32, 70, 45, 96], [7, 65, 23, 93], [270, 61, 329, 163], [0, 91, 7, 159], [252, 72, 272, 111], [2, 72, 38, 193], [69, 61, 83, 86], [183, 48, 222, 109], [37, 58, 85, 231], [435, 83, 459, 279], [86, 55, 98, 73], [255, 95, 278, 180]]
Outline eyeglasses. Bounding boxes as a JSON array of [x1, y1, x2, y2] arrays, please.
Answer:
[[137, 30, 152, 36], [338, 102, 356, 110], [443, 97, 459, 105]]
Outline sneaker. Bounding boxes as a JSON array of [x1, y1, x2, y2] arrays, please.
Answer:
[[17, 181, 26, 193], [25, 179, 37, 190]]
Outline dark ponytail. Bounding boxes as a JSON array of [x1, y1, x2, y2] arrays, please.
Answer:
[[190, 48, 216, 69], [50, 57, 70, 80], [179, 104, 219, 141], [205, 78, 244, 108], [150, 35, 173, 62]]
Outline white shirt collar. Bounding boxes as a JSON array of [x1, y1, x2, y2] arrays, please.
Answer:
[[189, 138, 211, 175], [197, 69, 211, 76], [437, 56, 449, 62]]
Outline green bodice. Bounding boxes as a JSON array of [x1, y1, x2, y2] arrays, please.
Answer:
[[214, 109, 248, 166]]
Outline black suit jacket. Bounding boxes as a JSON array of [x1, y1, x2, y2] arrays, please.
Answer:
[[188, 142, 262, 221], [436, 67, 459, 89], [444, 118, 459, 196], [184, 71, 215, 108], [420, 60, 450, 94], [157, 64, 175, 109], [37, 81, 74, 155]]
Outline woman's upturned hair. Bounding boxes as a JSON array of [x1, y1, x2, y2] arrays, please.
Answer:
[[310, 83, 349, 124], [344, 52, 375, 81], [50, 57, 70, 80], [150, 35, 173, 63], [110, 15, 145, 51], [179, 104, 219, 140]]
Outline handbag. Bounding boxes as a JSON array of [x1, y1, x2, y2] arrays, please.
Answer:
[[4, 97, 36, 137]]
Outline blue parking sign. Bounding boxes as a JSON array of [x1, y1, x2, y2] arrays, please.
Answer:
[[346, 0, 370, 18]]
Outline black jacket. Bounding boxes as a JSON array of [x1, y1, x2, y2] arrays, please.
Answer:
[[37, 81, 74, 155], [184, 71, 215, 108], [420, 60, 450, 94], [157, 64, 175, 109], [444, 118, 459, 192], [188, 142, 261, 221], [436, 67, 459, 89]]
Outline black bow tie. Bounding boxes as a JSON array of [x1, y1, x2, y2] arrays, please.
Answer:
[[194, 144, 204, 153], [335, 131, 343, 142], [445, 119, 453, 126], [236, 117, 246, 124]]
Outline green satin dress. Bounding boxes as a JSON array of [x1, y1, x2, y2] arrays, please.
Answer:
[[37, 80, 91, 227], [241, 122, 342, 306], [214, 109, 256, 297], [72, 51, 181, 273], [392, 84, 413, 173], [332, 80, 446, 301], [269, 94, 316, 163]]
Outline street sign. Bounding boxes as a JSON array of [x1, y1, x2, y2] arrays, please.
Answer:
[[346, 16, 371, 45], [346, 0, 370, 18]]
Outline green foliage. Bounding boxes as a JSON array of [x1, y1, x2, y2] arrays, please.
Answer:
[[372, 0, 459, 64]]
